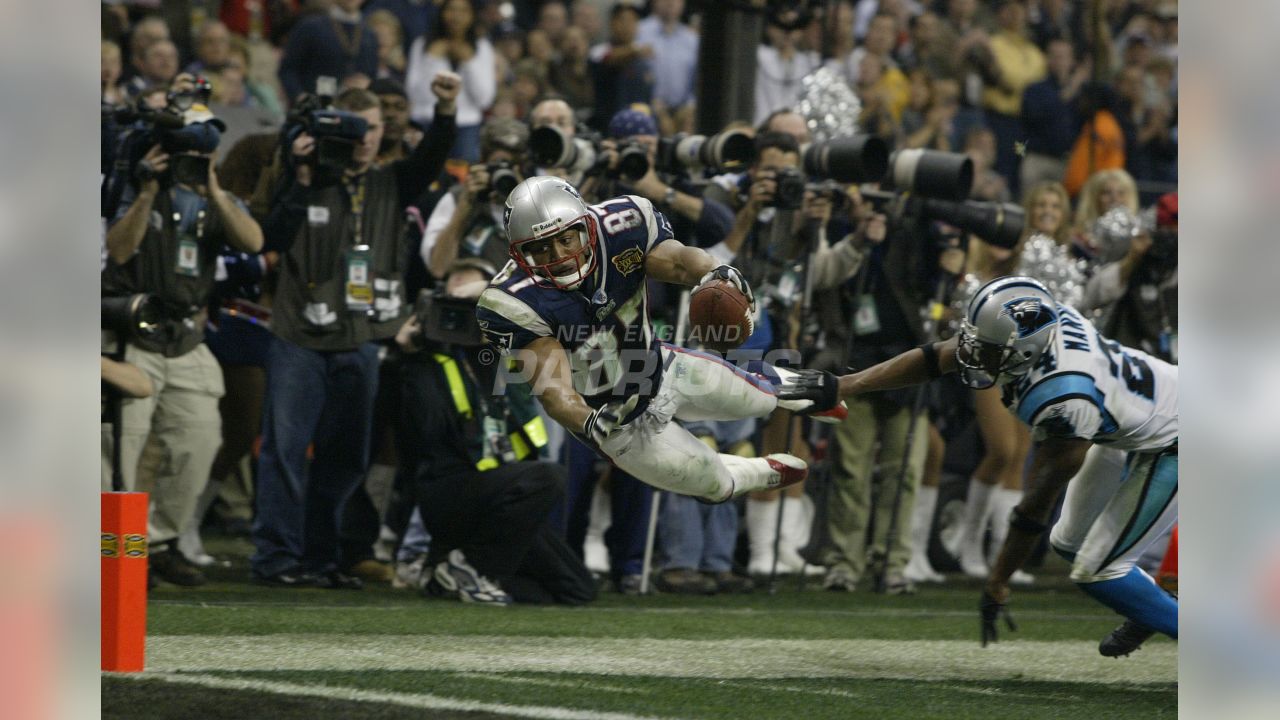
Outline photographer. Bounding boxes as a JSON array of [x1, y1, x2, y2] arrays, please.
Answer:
[[587, 109, 734, 251], [1082, 193, 1178, 364], [249, 72, 460, 589], [102, 103, 264, 588], [421, 118, 530, 280], [815, 179, 971, 594], [707, 131, 877, 576], [392, 259, 596, 605], [716, 132, 871, 295]]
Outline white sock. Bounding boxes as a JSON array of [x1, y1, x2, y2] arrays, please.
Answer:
[[778, 496, 808, 567], [911, 485, 938, 559], [584, 485, 612, 573], [953, 478, 997, 558], [746, 497, 778, 573], [988, 488, 1023, 564]]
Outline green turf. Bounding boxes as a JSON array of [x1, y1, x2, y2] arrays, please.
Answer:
[[106, 669, 1176, 720], [116, 536, 1176, 718]]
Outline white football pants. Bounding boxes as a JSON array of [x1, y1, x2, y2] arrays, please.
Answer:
[[1049, 444, 1179, 584], [600, 345, 781, 501]]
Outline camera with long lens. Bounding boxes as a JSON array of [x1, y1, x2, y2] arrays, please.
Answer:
[[478, 160, 520, 202], [801, 135, 890, 184], [412, 290, 484, 349], [862, 191, 1025, 250], [916, 198, 1024, 249], [528, 125, 599, 175], [102, 293, 166, 347], [766, 168, 807, 211], [613, 141, 651, 182], [656, 130, 755, 175], [882, 148, 974, 201]]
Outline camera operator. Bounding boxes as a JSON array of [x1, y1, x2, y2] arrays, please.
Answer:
[[704, 131, 878, 576], [391, 259, 596, 605], [421, 118, 530, 280], [102, 101, 264, 588], [815, 193, 968, 595], [248, 72, 460, 589]]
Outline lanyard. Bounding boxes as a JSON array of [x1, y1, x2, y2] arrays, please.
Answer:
[[330, 18, 364, 60], [344, 174, 367, 247]]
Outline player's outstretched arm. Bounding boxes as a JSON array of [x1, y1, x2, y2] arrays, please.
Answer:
[[644, 238, 718, 288], [836, 337, 960, 399]]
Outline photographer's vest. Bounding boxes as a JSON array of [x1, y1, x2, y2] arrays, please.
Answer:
[[434, 353, 547, 471], [101, 187, 224, 357], [272, 166, 408, 351]]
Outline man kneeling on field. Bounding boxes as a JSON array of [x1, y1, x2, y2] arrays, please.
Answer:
[[394, 258, 596, 605]]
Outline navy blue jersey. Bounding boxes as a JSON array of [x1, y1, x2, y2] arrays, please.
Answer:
[[476, 195, 675, 412]]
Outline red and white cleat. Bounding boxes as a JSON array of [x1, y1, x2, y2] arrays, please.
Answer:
[[764, 453, 808, 490]]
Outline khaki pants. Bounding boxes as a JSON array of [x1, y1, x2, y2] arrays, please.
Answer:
[[101, 335, 224, 545], [821, 397, 928, 580]]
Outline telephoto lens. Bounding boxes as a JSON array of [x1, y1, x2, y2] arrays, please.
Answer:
[[657, 129, 755, 173], [918, 198, 1025, 249], [615, 142, 651, 181], [529, 125, 596, 172], [885, 149, 973, 201], [801, 136, 889, 184]]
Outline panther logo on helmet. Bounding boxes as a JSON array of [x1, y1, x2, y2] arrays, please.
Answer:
[[999, 297, 1057, 339]]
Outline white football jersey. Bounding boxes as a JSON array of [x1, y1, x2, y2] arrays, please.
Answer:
[[1004, 304, 1178, 452]]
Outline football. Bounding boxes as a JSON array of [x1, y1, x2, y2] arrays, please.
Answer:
[[688, 280, 753, 353]]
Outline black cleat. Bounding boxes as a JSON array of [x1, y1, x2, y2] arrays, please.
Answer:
[[1099, 620, 1157, 657]]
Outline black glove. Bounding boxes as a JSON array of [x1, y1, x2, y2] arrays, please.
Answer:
[[776, 369, 841, 414], [980, 589, 1017, 647], [697, 265, 755, 310]]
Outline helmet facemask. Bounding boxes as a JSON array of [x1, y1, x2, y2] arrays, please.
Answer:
[[512, 219, 599, 291], [955, 320, 1043, 389]]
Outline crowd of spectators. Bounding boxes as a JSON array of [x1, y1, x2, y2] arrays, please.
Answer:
[[101, 0, 1177, 602]]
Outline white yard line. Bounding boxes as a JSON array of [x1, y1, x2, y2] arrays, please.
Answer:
[[109, 672, 669, 720], [452, 671, 647, 695], [145, 635, 1177, 685]]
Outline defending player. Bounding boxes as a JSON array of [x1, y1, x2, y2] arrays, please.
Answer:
[[780, 276, 1178, 656], [476, 176, 843, 504]]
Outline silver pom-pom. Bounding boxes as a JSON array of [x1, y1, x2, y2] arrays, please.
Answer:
[[1092, 207, 1141, 264], [1017, 233, 1087, 309], [797, 68, 862, 144], [946, 272, 983, 338]]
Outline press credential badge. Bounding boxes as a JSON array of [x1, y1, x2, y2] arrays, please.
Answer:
[[345, 244, 374, 311]]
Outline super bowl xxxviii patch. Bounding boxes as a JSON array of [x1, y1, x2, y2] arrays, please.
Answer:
[[612, 247, 644, 276]]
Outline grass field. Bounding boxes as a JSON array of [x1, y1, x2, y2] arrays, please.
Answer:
[[103, 536, 1176, 719]]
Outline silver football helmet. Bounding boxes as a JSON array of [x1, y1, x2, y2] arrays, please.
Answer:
[[503, 176, 598, 290], [956, 276, 1059, 389]]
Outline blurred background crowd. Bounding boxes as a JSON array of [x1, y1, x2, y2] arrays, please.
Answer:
[[100, 0, 1177, 605]]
